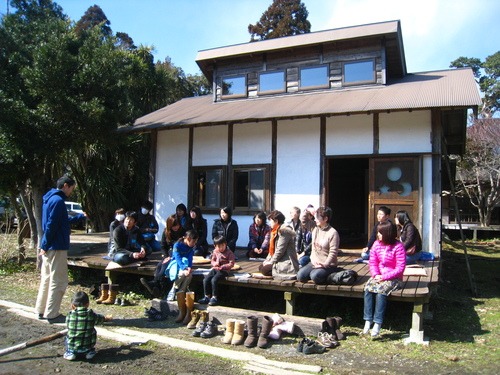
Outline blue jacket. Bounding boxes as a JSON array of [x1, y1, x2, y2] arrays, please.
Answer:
[[40, 188, 71, 250]]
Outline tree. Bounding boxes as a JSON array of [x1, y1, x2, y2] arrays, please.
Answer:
[[450, 51, 500, 118], [248, 0, 311, 41], [74, 4, 111, 37], [455, 119, 500, 226]]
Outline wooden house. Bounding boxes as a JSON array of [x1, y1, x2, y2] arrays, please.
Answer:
[[131, 20, 481, 255]]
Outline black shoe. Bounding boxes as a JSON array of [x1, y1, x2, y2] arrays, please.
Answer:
[[303, 340, 326, 355], [47, 314, 66, 324], [37, 313, 44, 320], [200, 321, 218, 338], [144, 307, 160, 318], [114, 298, 122, 305], [192, 321, 207, 337]]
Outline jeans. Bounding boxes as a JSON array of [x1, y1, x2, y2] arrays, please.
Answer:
[[406, 252, 420, 265], [298, 255, 310, 267], [361, 251, 370, 260], [363, 290, 387, 325], [145, 239, 161, 254], [113, 252, 134, 265], [296, 262, 338, 284], [203, 269, 229, 297]]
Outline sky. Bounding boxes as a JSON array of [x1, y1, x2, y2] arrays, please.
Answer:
[[1, 0, 499, 76]]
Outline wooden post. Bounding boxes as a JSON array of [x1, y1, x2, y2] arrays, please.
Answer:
[[105, 270, 118, 285], [284, 292, 295, 316], [403, 301, 429, 345]]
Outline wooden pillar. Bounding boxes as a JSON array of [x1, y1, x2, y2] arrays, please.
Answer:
[[105, 270, 119, 285], [284, 291, 296, 315]]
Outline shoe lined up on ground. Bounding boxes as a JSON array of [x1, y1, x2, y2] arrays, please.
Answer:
[[297, 337, 327, 354], [318, 331, 339, 348]]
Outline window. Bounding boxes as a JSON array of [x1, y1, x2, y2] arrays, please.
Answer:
[[299, 65, 329, 89], [233, 166, 270, 211], [221, 75, 246, 97], [192, 167, 225, 210], [343, 60, 375, 85], [258, 70, 285, 94]]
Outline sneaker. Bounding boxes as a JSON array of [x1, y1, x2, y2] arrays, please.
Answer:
[[208, 297, 218, 306], [85, 350, 96, 360], [303, 340, 326, 355], [63, 351, 76, 361], [192, 321, 207, 337], [200, 321, 218, 338], [318, 331, 339, 348], [47, 314, 66, 324], [198, 296, 210, 304]]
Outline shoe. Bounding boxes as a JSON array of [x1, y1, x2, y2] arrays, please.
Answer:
[[166, 286, 177, 301], [362, 320, 372, 335], [198, 296, 210, 304], [121, 299, 132, 306], [114, 298, 122, 305], [371, 323, 381, 338], [303, 340, 326, 355], [318, 331, 339, 348], [200, 320, 218, 338], [47, 314, 65, 324], [192, 321, 207, 337], [63, 351, 76, 361], [208, 297, 218, 306], [297, 338, 308, 352], [144, 307, 157, 317], [37, 313, 44, 320], [85, 350, 96, 360], [148, 310, 166, 322]]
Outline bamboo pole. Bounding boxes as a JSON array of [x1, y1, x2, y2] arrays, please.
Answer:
[[0, 329, 68, 357]]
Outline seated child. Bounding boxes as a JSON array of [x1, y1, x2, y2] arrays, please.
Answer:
[[64, 291, 112, 361], [198, 235, 235, 306]]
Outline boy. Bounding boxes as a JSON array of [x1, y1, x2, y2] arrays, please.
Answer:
[[198, 235, 235, 306], [64, 291, 112, 361], [113, 211, 148, 265]]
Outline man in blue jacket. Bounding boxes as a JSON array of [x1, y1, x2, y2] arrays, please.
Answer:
[[35, 176, 84, 322]]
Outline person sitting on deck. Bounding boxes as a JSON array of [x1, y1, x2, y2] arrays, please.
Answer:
[[112, 211, 147, 266], [247, 211, 271, 259], [105, 208, 125, 260], [395, 210, 422, 264], [137, 200, 161, 254], [358, 206, 392, 262]]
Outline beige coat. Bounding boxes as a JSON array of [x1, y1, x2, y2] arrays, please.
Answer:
[[270, 224, 300, 280]]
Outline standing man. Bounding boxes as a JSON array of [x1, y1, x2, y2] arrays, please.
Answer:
[[36, 176, 81, 322]]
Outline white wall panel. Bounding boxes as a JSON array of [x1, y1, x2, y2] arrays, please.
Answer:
[[233, 121, 272, 164], [379, 111, 432, 154], [192, 126, 228, 166], [326, 114, 373, 155]]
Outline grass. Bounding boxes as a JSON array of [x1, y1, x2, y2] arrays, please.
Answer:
[[0, 233, 499, 374]]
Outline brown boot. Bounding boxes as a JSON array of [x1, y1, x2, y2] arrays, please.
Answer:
[[182, 292, 195, 325], [231, 320, 245, 345], [244, 315, 259, 348], [222, 319, 235, 344], [257, 315, 273, 349], [199, 310, 209, 324], [95, 284, 109, 304], [187, 310, 201, 329], [102, 284, 119, 305], [175, 291, 186, 323]]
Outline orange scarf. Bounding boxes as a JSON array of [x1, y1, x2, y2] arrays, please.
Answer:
[[268, 224, 280, 256]]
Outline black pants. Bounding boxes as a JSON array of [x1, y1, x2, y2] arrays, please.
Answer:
[[203, 269, 228, 297]]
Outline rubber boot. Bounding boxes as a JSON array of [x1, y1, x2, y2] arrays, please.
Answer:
[[222, 319, 236, 344], [175, 291, 187, 323], [182, 292, 195, 325], [187, 310, 201, 329], [102, 284, 119, 305], [95, 284, 109, 304], [257, 315, 273, 349], [231, 320, 245, 345], [333, 316, 345, 340], [244, 316, 259, 348]]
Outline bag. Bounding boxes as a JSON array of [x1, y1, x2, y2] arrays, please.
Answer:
[[327, 269, 358, 285], [364, 277, 402, 296], [406, 245, 417, 255], [419, 251, 435, 261]]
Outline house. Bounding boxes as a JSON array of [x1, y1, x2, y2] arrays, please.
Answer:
[[131, 20, 481, 255]]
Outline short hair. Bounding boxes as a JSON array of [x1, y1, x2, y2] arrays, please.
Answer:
[[72, 291, 89, 307], [213, 235, 227, 245], [395, 210, 412, 226], [291, 206, 301, 215], [142, 201, 153, 211], [125, 211, 138, 222], [115, 208, 125, 215], [267, 210, 285, 224], [185, 229, 199, 240], [316, 206, 333, 222], [56, 175, 76, 189], [377, 221, 397, 244], [221, 206, 232, 217], [378, 206, 391, 216]]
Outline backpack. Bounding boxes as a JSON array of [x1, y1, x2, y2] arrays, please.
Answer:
[[327, 269, 358, 285]]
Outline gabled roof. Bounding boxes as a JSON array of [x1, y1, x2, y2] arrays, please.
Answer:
[[131, 68, 481, 132], [196, 20, 407, 81]]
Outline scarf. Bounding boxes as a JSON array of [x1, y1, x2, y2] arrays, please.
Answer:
[[269, 224, 280, 256]]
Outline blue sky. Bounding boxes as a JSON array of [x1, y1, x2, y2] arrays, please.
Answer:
[[2, 0, 499, 76]]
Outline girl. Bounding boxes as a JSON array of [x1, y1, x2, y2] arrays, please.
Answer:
[[247, 211, 271, 259], [187, 206, 209, 258], [395, 210, 422, 264], [212, 206, 239, 254]]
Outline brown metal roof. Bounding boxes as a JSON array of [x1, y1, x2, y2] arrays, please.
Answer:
[[130, 68, 481, 132]]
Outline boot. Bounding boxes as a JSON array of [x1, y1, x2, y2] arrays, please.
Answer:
[[244, 316, 259, 348], [102, 284, 119, 304], [333, 316, 345, 340], [187, 310, 201, 329], [231, 320, 245, 345], [95, 284, 109, 304], [257, 315, 273, 349], [200, 318, 218, 338], [182, 292, 195, 325], [192, 311, 209, 337], [175, 291, 187, 323], [222, 319, 235, 344]]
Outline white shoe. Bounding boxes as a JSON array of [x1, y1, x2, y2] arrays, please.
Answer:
[[362, 320, 372, 335], [371, 323, 381, 337], [63, 351, 76, 361]]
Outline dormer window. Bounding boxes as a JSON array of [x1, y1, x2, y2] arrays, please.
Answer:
[[343, 59, 375, 85], [258, 70, 285, 94], [222, 75, 247, 98], [299, 65, 329, 90]]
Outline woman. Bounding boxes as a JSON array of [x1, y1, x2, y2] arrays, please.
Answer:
[[247, 211, 271, 259], [212, 206, 239, 254], [187, 206, 209, 258], [363, 221, 406, 337], [395, 210, 422, 264], [296, 207, 316, 267], [296, 206, 340, 284], [259, 210, 299, 280], [162, 203, 188, 254]]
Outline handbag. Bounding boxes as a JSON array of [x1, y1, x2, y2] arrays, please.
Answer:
[[364, 277, 402, 296]]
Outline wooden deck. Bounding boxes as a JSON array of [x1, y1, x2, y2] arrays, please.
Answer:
[[67, 232, 439, 344]]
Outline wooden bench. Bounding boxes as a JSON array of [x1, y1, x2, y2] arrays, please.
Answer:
[[67, 233, 439, 344]]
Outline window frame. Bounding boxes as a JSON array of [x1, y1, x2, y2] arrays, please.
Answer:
[[191, 166, 227, 213], [221, 74, 247, 99], [342, 59, 376, 86], [258, 70, 286, 95], [232, 164, 271, 215], [299, 64, 329, 90]]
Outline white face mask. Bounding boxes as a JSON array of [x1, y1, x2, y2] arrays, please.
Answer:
[[115, 214, 125, 221], [141, 208, 149, 215]]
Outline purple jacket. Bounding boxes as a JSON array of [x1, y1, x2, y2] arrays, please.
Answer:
[[369, 240, 406, 281]]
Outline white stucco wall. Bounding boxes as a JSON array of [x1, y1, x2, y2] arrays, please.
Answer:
[[326, 114, 373, 155], [379, 111, 432, 153], [192, 125, 228, 166], [233, 121, 272, 164]]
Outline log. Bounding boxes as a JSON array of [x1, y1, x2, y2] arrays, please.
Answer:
[[0, 329, 68, 357]]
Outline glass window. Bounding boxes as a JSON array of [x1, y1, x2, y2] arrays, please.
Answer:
[[343, 60, 375, 84], [222, 75, 246, 97], [259, 71, 285, 93], [299, 65, 329, 89], [233, 167, 268, 211], [192, 167, 224, 209]]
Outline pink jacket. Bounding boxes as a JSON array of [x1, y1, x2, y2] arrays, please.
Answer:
[[369, 240, 406, 281], [210, 247, 235, 271]]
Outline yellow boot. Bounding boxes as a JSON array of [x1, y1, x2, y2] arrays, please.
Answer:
[[95, 284, 109, 304], [187, 310, 201, 329], [102, 284, 119, 305], [222, 319, 235, 344], [183, 292, 195, 325], [175, 291, 187, 323], [231, 320, 245, 345]]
